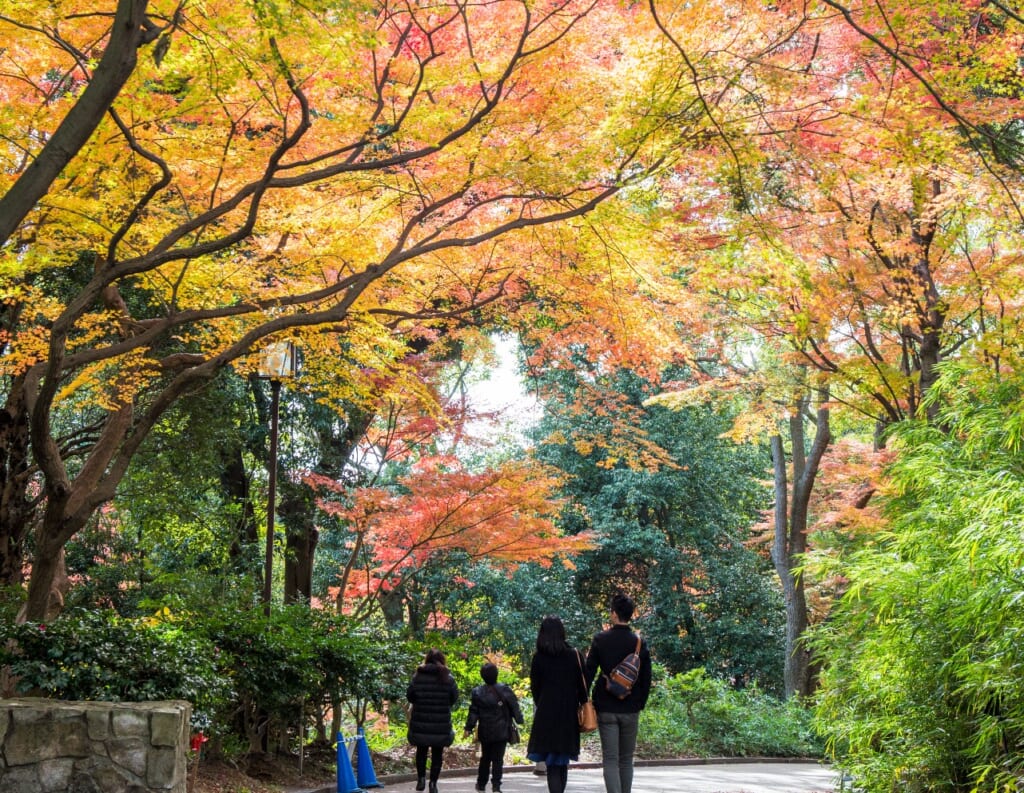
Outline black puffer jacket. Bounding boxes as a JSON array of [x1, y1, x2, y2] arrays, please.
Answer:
[[406, 663, 459, 747], [465, 683, 524, 744]]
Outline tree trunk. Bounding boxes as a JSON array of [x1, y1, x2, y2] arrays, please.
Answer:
[[379, 588, 406, 627], [21, 541, 72, 623], [280, 481, 317, 604], [0, 381, 34, 586], [220, 444, 260, 572], [0, 0, 157, 245], [281, 408, 371, 605], [770, 389, 831, 699]]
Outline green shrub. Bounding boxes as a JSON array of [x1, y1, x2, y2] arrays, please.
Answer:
[[0, 608, 231, 731], [808, 363, 1024, 793], [187, 602, 418, 751], [640, 668, 822, 758]]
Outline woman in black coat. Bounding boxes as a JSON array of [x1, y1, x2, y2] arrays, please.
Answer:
[[526, 615, 589, 793], [407, 648, 459, 793]]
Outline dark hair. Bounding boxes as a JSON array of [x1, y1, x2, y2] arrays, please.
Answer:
[[422, 648, 452, 684], [480, 662, 498, 685], [536, 615, 570, 655], [611, 593, 635, 622]]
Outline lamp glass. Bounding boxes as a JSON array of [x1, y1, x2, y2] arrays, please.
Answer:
[[257, 341, 297, 379]]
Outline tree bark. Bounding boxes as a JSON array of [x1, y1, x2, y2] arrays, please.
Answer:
[[0, 380, 34, 585], [281, 408, 372, 605], [281, 482, 317, 604], [220, 444, 260, 565], [770, 389, 831, 699], [20, 540, 72, 623], [0, 0, 158, 245]]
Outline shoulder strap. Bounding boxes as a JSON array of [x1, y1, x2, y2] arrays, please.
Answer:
[[496, 684, 514, 708]]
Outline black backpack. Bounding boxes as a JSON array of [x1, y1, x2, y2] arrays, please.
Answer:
[[605, 634, 642, 699]]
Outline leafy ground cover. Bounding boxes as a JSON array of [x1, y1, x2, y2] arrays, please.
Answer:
[[193, 752, 336, 793]]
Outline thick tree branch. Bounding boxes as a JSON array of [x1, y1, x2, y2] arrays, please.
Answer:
[[0, 0, 160, 245]]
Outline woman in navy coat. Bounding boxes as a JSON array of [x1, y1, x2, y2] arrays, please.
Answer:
[[526, 616, 589, 793], [407, 648, 459, 793]]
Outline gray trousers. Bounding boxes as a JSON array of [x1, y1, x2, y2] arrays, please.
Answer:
[[596, 710, 640, 793]]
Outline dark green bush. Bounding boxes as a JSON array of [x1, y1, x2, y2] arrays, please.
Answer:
[[0, 603, 417, 753], [0, 608, 231, 731], [640, 668, 822, 758]]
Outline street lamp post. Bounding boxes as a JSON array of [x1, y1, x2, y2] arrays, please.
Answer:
[[257, 341, 298, 615]]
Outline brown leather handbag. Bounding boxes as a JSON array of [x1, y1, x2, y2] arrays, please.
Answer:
[[576, 650, 598, 733]]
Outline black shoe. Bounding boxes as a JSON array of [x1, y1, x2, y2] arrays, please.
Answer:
[[475, 786, 486, 792], [429, 784, 438, 793], [416, 776, 426, 791]]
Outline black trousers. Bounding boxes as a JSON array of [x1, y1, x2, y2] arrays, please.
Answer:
[[476, 740, 508, 788], [415, 745, 444, 783], [546, 763, 568, 793]]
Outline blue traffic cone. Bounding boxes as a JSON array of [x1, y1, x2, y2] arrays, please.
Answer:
[[355, 728, 383, 788], [337, 733, 364, 793]]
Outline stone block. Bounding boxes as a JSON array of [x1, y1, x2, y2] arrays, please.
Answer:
[[67, 779, 101, 793], [54, 705, 86, 721], [0, 765, 40, 793], [149, 708, 183, 747], [5, 715, 89, 763], [87, 707, 110, 740], [147, 746, 182, 789], [109, 736, 149, 777], [66, 757, 105, 793], [37, 758, 74, 792], [10, 702, 47, 726], [67, 778, 101, 793], [112, 708, 149, 738], [89, 761, 142, 793]]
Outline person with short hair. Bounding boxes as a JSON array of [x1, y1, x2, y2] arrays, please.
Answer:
[[526, 615, 589, 793], [584, 593, 653, 793], [464, 662, 524, 792], [407, 648, 459, 793]]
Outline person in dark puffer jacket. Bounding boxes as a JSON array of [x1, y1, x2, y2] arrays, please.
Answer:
[[407, 648, 459, 793], [463, 662, 525, 792]]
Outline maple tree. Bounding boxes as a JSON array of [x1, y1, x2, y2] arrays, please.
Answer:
[[818, 0, 1024, 183], [315, 452, 588, 624], [0, 0, 709, 620], [642, 0, 1024, 696]]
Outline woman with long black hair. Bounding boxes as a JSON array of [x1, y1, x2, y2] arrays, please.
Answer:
[[526, 616, 589, 793], [407, 648, 459, 793]]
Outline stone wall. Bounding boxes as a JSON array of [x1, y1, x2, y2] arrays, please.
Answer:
[[0, 698, 191, 793]]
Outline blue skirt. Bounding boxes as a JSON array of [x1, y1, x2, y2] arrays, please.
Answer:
[[527, 752, 576, 767]]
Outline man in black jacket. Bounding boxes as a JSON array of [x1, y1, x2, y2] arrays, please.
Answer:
[[584, 593, 652, 793]]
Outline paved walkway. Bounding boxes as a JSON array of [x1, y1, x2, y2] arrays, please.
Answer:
[[292, 760, 837, 793]]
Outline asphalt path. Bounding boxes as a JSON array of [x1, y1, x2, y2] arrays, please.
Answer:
[[293, 760, 838, 793]]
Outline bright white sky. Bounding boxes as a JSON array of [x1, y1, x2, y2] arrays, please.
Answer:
[[466, 335, 542, 436]]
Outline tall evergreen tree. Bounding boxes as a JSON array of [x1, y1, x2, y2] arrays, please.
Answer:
[[532, 365, 784, 690]]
